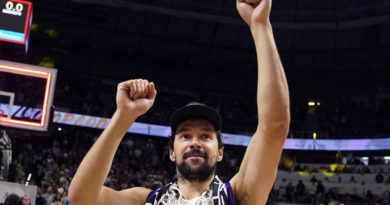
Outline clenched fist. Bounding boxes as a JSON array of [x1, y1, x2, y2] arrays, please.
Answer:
[[237, 0, 271, 27], [116, 79, 157, 118], [244, 0, 260, 5]]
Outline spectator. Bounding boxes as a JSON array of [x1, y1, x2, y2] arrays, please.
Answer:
[[366, 190, 374, 202], [41, 185, 55, 205], [323, 177, 329, 183], [4, 194, 22, 205], [51, 192, 64, 205], [296, 180, 306, 195], [35, 187, 46, 205], [375, 172, 384, 183], [316, 181, 325, 194], [310, 175, 318, 185], [285, 182, 294, 202], [41, 170, 54, 193], [348, 176, 357, 183]]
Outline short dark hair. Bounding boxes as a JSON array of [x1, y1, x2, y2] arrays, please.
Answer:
[[4, 194, 22, 205], [169, 130, 224, 149]]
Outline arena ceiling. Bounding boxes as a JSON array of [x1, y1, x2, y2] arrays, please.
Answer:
[[1, 0, 390, 96]]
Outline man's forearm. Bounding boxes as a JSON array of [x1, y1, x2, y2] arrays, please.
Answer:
[[68, 110, 137, 204], [252, 23, 290, 133]]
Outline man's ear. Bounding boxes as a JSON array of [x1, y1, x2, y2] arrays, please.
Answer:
[[169, 147, 176, 162], [217, 147, 224, 162]]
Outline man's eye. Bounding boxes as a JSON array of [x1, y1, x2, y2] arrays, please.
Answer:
[[182, 135, 189, 139], [202, 135, 210, 139]]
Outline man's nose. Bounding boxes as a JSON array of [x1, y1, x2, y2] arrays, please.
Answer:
[[189, 136, 201, 148]]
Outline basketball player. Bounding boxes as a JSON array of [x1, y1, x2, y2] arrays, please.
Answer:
[[68, 0, 290, 204]]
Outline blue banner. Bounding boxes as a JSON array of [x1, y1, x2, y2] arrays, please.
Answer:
[[0, 29, 24, 42]]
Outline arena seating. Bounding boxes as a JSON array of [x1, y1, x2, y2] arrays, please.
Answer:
[[2, 125, 389, 204]]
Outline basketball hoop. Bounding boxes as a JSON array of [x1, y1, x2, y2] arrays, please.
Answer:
[[0, 108, 4, 118]]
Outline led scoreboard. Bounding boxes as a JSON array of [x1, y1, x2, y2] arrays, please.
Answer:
[[0, 0, 32, 51]]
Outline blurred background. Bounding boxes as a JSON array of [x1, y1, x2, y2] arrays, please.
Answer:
[[1, 0, 390, 204]]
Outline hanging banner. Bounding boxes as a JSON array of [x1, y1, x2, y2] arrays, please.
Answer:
[[1, 103, 390, 150]]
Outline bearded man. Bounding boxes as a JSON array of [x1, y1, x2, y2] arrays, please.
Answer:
[[68, 0, 290, 204]]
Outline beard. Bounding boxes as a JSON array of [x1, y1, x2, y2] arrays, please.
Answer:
[[176, 150, 217, 182]]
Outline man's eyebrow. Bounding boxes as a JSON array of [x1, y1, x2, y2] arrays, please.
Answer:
[[176, 126, 214, 134], [200, 127, 214, 132], [176, 127, 190, 134]]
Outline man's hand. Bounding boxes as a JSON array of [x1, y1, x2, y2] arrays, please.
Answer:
[[116, 79, 157, 118], [236, 0, 271, 27], [69, 79, 155, 205]]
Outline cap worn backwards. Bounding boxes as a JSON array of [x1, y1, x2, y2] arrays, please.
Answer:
[[170, 102, 222, 135]]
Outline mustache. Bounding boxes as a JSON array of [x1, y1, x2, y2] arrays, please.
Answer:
[[183, 150, 208, 159]]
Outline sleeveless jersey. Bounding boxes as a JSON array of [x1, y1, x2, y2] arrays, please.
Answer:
[[144, 176, 234, 205]]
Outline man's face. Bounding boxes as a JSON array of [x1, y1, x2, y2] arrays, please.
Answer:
[[169, 119, 223, 182]]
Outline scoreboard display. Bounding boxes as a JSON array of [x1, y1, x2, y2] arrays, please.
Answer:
[[0, 0, 32, 50]]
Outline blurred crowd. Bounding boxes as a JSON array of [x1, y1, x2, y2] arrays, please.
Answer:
[[1, 124, 389, 205], [3, 125, 242, 205], [1, 75, 389, 205], [267, 180, 390, 205], [280, 151, 390, 175]]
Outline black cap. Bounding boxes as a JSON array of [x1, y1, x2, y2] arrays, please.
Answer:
[[170, 102, 222, 134]]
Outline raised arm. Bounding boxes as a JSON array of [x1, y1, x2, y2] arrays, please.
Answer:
[[68, 79, 157, 205], [230, 0, 290, 204]]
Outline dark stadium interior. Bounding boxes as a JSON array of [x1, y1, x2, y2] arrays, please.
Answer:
[[1, 0, 390, 204]]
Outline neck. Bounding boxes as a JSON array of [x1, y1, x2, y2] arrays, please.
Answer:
[[176, 171, 215, 200]]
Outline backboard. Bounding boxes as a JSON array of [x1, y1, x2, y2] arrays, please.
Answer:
[[0, 60, 57, 131]]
